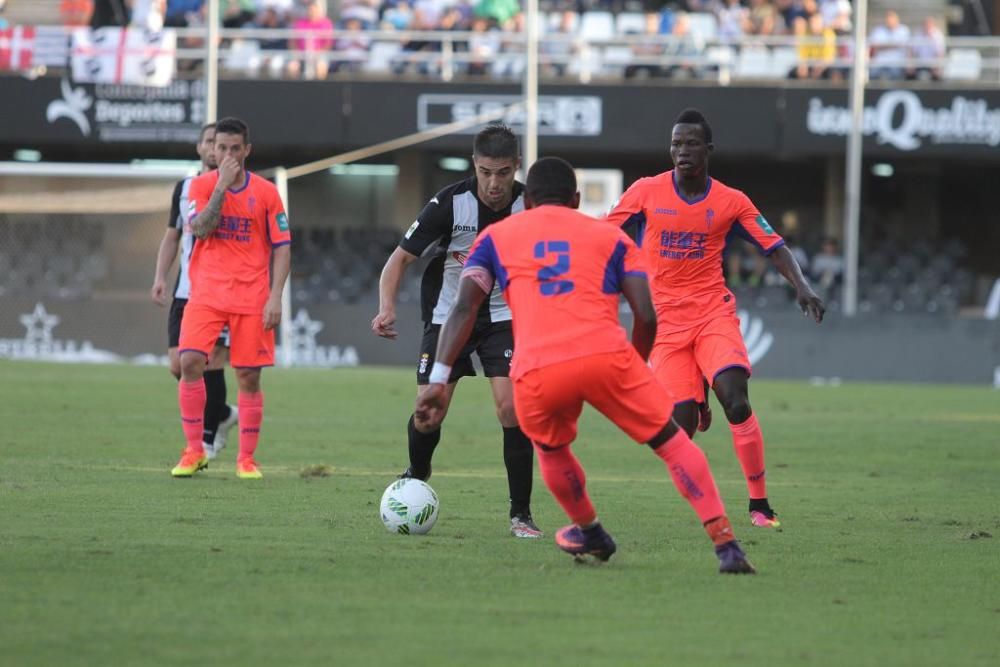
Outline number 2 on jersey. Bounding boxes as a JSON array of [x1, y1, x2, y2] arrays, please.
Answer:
[[534, 240, 574, 295]]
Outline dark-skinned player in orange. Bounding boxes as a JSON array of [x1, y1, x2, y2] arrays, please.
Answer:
[[607, 109, 825, 528], [416, 157, 754, 573]]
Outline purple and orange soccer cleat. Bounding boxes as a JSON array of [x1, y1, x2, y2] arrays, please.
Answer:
[[715, 540, 756, 574], [750, 509, 781, 529], [554, 524, 617, 563]]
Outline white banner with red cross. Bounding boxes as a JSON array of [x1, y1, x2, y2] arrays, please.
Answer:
[[71, 27, 177, 87], [0, 26, 36, 71]]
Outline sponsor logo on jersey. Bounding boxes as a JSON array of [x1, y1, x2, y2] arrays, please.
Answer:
[[276, 211, 289, 232], [452, 224, 478, 233], [755, 214, 775, 235], [452, 251, 468, 265], [404, 220, 420, 239]]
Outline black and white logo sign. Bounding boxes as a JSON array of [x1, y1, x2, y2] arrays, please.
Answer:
[[417, 94, 602, 136]]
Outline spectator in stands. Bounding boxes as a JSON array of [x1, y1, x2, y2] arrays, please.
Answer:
[[791, 12, 834, 79], [541, 10, 577, 77], [475, 0, 520, 30], [467, 15, 500, 76], [340, 0, 379, 29], [716, 0, 749, 42], [747, 0, 781, 35], [222, 0, 256, 27], [130, 0, 166, 29], [909, 16, 945, 81], [664, 11, 704, 79], [165, 0, 205, 27], [625, 11, 666, 79], [255, 0, 294, 21], [819, 0, 851, 32], [811, 237, 843, 292], [869, 9, 910, 80], [382, 0, 414, 30], [0, 0, 7, 30], [774, 0, 808, 29], [254, 4, 289, 74], [287, 0, 334, 79], [90, 0, 129, 27], [333, 17, 370, 72], [60, 0, 95, 27]]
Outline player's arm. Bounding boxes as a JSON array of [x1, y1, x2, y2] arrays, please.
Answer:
[[769, 245, 825, 323], [604, 180, 647, 245], [372, 191, 451, 339], [151, 227, 181, 306], [734, 194, 824, 324], [372, 246, 419, 339], [621, 275, 657, 361], [190, 157, 240, 239], [263, 244, 291, 330]]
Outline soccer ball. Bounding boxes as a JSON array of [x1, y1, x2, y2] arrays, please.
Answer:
[[379, 478, 439, 535]]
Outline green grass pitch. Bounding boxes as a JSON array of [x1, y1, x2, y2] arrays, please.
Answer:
[[1, 361, 998, 666]]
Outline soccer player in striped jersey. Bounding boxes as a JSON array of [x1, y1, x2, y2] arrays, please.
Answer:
[[151, 122, 238, 460]]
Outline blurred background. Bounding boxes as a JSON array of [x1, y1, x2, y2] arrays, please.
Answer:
[[0, 0, 997, 383]]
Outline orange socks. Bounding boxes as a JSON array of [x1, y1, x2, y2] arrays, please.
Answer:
[[729, 413, 767, 499], [178, 379, 206, 454], [652, 429, 726, 523], [534, 443, 596, 526], [238, 391, 263, 462]]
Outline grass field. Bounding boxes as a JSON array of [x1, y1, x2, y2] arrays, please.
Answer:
[[1, 360, 998, 667]]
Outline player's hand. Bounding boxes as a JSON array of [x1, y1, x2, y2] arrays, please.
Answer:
[[217, 156, 241, 189], [414, 384, 447, 430], [797, 288, 826, 323], [263, 295, 282, 330], [151, 279, 168, 306], [371, 308, 398, 339]]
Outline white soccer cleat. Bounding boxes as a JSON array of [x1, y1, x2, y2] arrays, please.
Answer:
[[211, 405, 239, 457], [202, 440, 218, 461]]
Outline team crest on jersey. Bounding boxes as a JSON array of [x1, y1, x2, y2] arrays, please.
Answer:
[[248, 196, 256, 215], [705, 208, 715, 230], [452, 251, 468, 265], [418, 353, 430, 374], [755, 214, 775, 235]]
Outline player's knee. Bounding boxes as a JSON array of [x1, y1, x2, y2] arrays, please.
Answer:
[[168, 360, 182, 380], [495, 401, 518, 428], [235, 369, 261, 393], [179, 353, 205, 380], [721, 397, 752, 424]]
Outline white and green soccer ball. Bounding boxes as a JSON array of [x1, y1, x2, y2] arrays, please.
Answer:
[[379, 478, 439, 535]]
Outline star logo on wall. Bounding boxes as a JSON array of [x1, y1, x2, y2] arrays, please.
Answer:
[[288, 309, 323, 351], [20, 303, 60, 344]]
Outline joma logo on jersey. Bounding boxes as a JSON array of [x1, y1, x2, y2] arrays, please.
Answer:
[[452, 224, 478, 233], [654, 208, 678, 216]]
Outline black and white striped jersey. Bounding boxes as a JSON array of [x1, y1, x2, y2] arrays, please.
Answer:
[[167, 176, 195, 300], [399, 176, 525, 325]]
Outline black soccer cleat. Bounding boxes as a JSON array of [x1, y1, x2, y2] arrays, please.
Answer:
[[398, 464, 432, 482]]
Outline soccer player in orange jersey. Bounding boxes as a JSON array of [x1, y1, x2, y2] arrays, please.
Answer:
[[170, 117, 292, 480], [606, 109, 825, 528], [416, 157, 754, 573]]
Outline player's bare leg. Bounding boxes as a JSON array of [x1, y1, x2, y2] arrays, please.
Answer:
[[234, 367, 264, 479], [713, 367, 779, 528], [489, 377, 541, 538], [167, 347, 181, 380], [671, 400, 700, 439], [402, 382, 459, 481], [646, 420, 755, 573]]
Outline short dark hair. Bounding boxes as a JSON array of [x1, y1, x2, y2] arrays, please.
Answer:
[[198, 122, 216, 142], [674, 108, 713, 144], [214, 117, 250, 144], [526, 157, 577, 205], [473, 123, 519, 160]]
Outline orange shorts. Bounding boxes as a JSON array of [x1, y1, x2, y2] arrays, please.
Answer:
[[178, 302, 275, 368], [513, 347, 674, 446], [649, 314, 751, 404]]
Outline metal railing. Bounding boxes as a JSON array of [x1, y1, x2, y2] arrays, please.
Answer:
[[8, 25, 1000, 86]]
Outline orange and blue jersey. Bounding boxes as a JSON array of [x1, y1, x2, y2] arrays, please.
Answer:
[[187, 171, 291, 315], [605, 170, 783, 332], [462, 205, 647, 379]]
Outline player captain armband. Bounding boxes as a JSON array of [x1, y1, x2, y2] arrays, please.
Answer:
[[428, 362, 452, 385]]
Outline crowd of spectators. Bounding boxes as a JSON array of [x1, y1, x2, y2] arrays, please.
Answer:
[[44, 2, 959, 81]]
